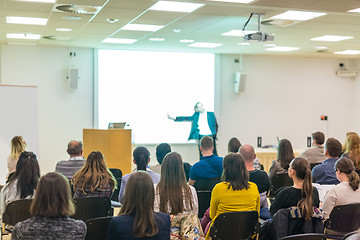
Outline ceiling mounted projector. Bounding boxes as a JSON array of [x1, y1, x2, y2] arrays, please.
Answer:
[[243, 13, 275, 42]]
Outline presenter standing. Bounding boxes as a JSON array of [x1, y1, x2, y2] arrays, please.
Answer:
[[168, 102, 218, 156]]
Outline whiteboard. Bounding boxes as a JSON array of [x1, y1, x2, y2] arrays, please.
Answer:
[[0, 85, 39, 184]]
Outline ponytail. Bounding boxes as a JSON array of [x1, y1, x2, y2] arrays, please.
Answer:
[[348, 171, 360, 191], [133, 147, 150, 171], [298, 167, 313, 221], [336, 157, 360, 191]]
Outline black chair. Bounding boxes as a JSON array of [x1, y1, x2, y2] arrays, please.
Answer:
[[209, 211, 260, 240], [269, 173, 293, 198], [280, 233, 327, 240], [324, 203, 360, 239], [342, 230, 360, 240], [193, 177, 221, 218], [310, 163, 321, 170], [85, 216, 113, 240], [3, 199, 33, 226], [109, 168, 122, 202], [72, 197, 111, 222]]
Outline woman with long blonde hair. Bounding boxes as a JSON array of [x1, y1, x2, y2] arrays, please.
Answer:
[[7, 136, 27, 177], [342, 133, 360, 169], [72, 151, 116, 198]]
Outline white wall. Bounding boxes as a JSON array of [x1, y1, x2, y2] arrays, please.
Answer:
[[216, 54, 359, 155], [0, 45, 94, 176]]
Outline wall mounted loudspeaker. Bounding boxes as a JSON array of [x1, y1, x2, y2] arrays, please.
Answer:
[[234, 71, 247, 94], [68, 67, 79, 89]]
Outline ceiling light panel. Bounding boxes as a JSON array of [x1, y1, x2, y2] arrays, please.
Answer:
[[334, 50, 360, 55], [266, 46, 299, 52], [149, 38, 165, 41], [6, 16, 48, 25], [56, 28, 72, 32], [208, 0, 256, 3], [310, 35, 353, 42], [121, 24, 164, 31], [149, 1, 204, 13], [102, 38, 137, 44], [179, 39, 194, 43], [7, 33, 41, 40], [348, 8, 360, 13], [189, 42, 222, 48], [17, 0, 56, 2], [271, 10, 326, 21]]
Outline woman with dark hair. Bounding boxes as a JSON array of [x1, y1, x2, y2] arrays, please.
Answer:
[[72, 151, 116, 198], [154, 152, 198, 215], [342, 134, 360, 170], [0, 151, 40, 216], [269, 139, 295, 179], [107, 172, 170, 240], [270, 157, 319, 218], [150, 143, 171, 174], [322, 157, 360, 220], [204, 153, 260, 237], [118, 147, 160, 203], [11, 172, 86, 239], [227, 137, 241, 153]]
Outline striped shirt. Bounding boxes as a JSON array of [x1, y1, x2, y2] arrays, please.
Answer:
[[55, 156, 85, 180]]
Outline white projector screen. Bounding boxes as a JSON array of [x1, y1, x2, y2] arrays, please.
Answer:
[[97, 49, 215, 144]]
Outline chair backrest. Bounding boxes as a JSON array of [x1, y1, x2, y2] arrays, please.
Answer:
[[280, 233, 327, 240], [109, 168, 122, 202], [3, 199, 33, 226], [194, 177, 221, 218], [269, 173, 293, 197], [342, 230, 360, 240], [72, 197, 111, 222], [325, 203, 360, 233], [209, 211, 259, 240], [85, 216, 113, 240]]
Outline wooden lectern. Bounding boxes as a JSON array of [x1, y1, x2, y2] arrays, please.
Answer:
[[83, 129, 132, 175]]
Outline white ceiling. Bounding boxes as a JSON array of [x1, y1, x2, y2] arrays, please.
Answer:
[[2, 0, 360, 57]]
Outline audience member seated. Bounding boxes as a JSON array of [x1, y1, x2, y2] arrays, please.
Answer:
[[154, 152, 198, 215], [240, 144, 270, 210], [107, 172, 170, 240], [7, 136, 27, 181], [342, 132, 359, 154], [270, 157, 320, 216], [55, 140, 85, 180], [11, 172, 86, 240], [183, 162, 191, 182], [150, 143, 171, 174], [269, 139, 294, 180], [312, 138, 342, 185], [119, 147, 160, 203], [341, 133, 360, 170], [322, 157, 360, 220], [203, 153, 260, 237], [72, 151, 116, 198], [299, 131, 326, 164], [0, 152, 40, 219], [188, 136, 223, 186], [228, 137, 241, 153]]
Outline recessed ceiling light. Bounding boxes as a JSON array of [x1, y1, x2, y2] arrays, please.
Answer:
[[222, 30, 256, 37], [310, 35, 353, 42], [107, 18, 119, 23], [348, 8, 360, 13], [6, 16, 48, 25], [237, 42, 250, 45], [149, 1, 204, 13], [271, 10, 326, 21], [149, 38, 165, 41], [56, 28, 72, 32], [266, 46, 299, 52], [63, 16, 82, 20], [18, 0, 56, 2], [208, 0, 256, 3], [315, 46, 327, 50], [334, 50, 360, 55], [173, 29, 181, 33], [179, 39, 194, 43], [102, 38, 137, 44], [264, 44, 276, 47], [122, 24, 164, 32], [188, 42, 222, 48], [7, 33, 41, 40]]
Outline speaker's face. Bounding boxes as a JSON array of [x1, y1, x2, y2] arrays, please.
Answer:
[[195, 102, 205, 113]]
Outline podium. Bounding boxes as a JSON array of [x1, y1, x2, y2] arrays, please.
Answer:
[[83, 129, 132, 175]]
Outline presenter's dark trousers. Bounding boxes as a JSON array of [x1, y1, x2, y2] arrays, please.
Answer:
[[198, 134, 218, 157]]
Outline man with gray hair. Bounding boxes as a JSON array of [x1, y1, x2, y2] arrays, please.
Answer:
[[55, 140, 85, 180], [239, 144, 270, 210]]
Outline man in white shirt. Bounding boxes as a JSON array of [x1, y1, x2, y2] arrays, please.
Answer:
[[299, 131, 326, 164]]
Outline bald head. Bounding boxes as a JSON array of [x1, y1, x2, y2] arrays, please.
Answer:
[[239, 144, 255, 163], [67, 140, 83, 156]]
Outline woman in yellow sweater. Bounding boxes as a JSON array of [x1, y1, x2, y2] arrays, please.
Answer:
[[205, 153, 260, 238]]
